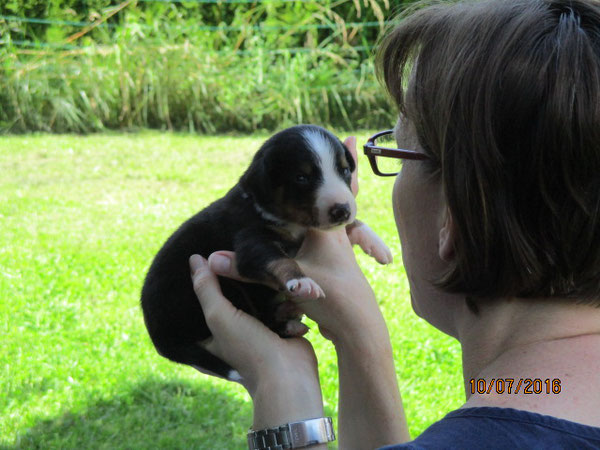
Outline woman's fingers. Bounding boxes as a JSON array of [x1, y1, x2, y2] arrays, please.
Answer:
[[190, 255, 278, 352], [189, 254, 319, 393], [190, 255, 236, 330], [208, 229, 356, 297], [207, 252, 244, 280]]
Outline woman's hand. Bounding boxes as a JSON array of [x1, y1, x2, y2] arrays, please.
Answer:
[[189, 255, 316, 391], [189, 255, 325, 429], [207, 228, 385, 346]]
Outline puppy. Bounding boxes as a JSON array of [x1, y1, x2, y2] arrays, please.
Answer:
[[141, 125, 392, 382]]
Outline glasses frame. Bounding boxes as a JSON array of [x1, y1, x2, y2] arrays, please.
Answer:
[[363, 130, 429, 177]]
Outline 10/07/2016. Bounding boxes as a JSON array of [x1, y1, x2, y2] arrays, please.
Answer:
[[469, 378, 562, 395]]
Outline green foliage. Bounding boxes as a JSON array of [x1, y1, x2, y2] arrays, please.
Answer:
[[0, 1, 414, 133], [0, 0, 402, 43], [0, 132, 464, 448]]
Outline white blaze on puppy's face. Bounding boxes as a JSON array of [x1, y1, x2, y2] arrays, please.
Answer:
[[302, 129, 357, 228]]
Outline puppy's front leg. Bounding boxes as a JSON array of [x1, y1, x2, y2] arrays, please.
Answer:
[[233, 228, 324, 300], [266, 259, 325, 300], [346, 219, 393, 265]]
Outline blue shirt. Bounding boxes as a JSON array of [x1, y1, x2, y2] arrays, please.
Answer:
[[381, 407, 600, 449]]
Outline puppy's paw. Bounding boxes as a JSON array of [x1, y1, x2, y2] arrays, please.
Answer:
[[282, 319, 310, 337], [347, 221, 393, 265], [286, 277, 325, 299], [275, 301, 303, 321]]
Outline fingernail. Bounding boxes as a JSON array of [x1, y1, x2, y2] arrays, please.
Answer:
[[189, 254, 206, 273], [209, 254, 231, 274]]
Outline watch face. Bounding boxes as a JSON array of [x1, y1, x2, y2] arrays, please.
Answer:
[[290, 418, 335, 446]]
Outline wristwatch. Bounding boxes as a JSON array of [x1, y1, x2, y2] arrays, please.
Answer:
[[247, 417, 335, 449]]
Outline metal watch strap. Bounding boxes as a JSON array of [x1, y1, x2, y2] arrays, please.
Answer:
[[247, 417, 335, 449]]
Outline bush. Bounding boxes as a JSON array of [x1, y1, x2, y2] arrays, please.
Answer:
[[0, 0, 411, 133]]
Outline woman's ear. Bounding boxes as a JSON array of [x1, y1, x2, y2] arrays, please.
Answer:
[[439, 208, 455, 262]]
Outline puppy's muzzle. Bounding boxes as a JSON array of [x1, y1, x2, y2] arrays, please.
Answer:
[[329, 202, 351, 224]]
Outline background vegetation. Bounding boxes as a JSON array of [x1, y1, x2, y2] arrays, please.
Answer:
[[0, 132, 463, 448], [0, 0, 412, 133]]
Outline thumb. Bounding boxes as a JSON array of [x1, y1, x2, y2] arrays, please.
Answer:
[[189, 254, 235, 328], [208, 251, 279, 290]]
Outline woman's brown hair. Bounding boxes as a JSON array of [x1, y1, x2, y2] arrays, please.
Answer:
[[377, 0, 600, 303]]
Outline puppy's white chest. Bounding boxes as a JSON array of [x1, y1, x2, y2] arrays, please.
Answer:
[[281, 222, 306, 241]]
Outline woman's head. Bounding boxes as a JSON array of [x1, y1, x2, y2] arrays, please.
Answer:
[[378, 0, 600, 305]]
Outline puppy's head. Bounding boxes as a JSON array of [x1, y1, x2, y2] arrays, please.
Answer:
[[241, 125, 357, 229]]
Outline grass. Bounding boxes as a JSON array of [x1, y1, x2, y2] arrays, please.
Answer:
[[0, 131, 463, 449]]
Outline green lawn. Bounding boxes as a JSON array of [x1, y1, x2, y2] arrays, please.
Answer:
[[0, 131, 463, 449]]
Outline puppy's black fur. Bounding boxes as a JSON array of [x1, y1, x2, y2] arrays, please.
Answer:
[[141, 125, 356, 381]]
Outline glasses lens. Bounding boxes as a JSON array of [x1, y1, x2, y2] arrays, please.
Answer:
[[374, 132, 402, 175], [375, 155, 403, 175], [374, 131, 397, 147]]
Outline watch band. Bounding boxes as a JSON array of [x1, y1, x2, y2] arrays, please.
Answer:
[[247, 417, 335, 449]]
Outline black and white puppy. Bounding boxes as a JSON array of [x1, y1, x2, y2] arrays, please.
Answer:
[[141, 125, 392, 382]]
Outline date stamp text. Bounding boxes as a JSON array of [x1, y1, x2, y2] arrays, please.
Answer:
[[469, 378, 562, 395]]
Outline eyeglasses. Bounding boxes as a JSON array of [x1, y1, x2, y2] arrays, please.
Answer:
[[363, 130, 429, 177]]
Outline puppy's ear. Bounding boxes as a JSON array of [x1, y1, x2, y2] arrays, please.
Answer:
[[240, 149, 270, 200], [343, 143, 356, 173]]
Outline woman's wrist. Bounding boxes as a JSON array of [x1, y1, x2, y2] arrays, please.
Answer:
[[251, 367, 324, 430], [334, 327, 396, 373], [334, 317, 410, 447], [329, 297, 392, 353]]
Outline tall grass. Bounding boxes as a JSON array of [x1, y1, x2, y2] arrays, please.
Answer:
[[0, 0, 402, 134]]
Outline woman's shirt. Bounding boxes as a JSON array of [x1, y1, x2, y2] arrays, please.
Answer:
[[380, 407, 600, 449]]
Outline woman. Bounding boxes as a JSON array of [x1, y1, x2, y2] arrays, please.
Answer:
[[189, 0, 600, 448]]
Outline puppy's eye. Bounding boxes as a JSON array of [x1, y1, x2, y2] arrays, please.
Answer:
[[342, 167, 351, 178], [295, 174, 309, 184]]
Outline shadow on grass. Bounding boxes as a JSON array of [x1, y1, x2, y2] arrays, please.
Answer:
[[11, 378, 253, 450]]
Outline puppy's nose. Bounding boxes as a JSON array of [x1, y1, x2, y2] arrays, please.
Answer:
[[329, 203, 351, 224]]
